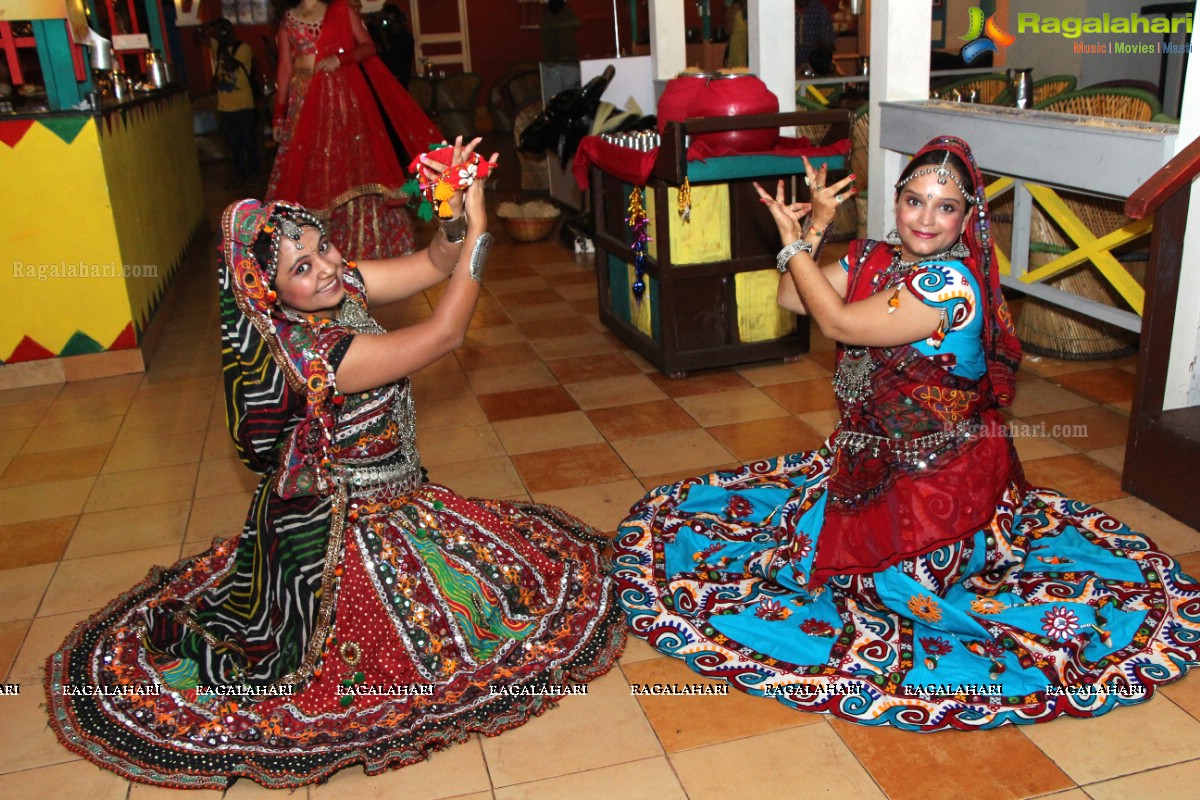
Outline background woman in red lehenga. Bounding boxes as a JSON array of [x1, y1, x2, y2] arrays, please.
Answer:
[[268, 0, 441, 258]]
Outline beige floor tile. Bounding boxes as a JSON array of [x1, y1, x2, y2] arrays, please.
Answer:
[[565, 374, 668, 411], [194, 458, 260, 498], [1019, 695, 1200, 784], [830, 718, 1072, 800], [416, 395, 489, 432], [21, 417, 123, 455], [129, 781, 226, 799], [465, 361, 559, 395], [669, 723, 885, 800], [675, 388, 789, 427], [736, 358, 832, 386], [1008, 379, 1094, 419], [611, 429, 735, 478], [56, 374, 141, 399], [624, 657, 819, 753], [1162, 672, 1200, 723], [529, 332, 617, 361], [493, 411, 605, 455], [0, 443, 109, 489], [0, 427, 32, 458], [461, 322, 526, 348], [511, 443, 633, 494], [428, 456, 526, 499], [797, 409, 841, 438], [1084, 758, 1200, 800], [0, 618, 29, 680], [495, 755, 687, 800], [85, 463, 198, 513], [186, 492, 255, 543], [481, 668, 662, 786], [504, 300, 581, 323], [1094, 496, 1200, 557], [412, 369, 474, 402], [0, 400, 49, 431], [40, 391, 133, 426], [0, 383, 61, 406], [0, 516, 76, 569], [65, 501, 190, 560], [39, 545, 181, 617], [1009, 424, 1077, 462], [310, 735, 491, 800], [1023, 354, 1116, 377], [531, 479, 647, 534], [1089, 445, 1126, 472], [0, 477, 94, 526], [8, 609, 93, 683], [760, 378, 839, 415], [114, 401, 212, 443], [0, 690, 81, 774], [201, 424, 238, 461], [103, 431, 205, 474], [420, 423, 508, 468], [619, 634, 666, 665]]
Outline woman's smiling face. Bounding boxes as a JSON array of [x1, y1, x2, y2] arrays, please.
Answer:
[[893, 168, 970, 263], [273, 225, 345, 317]]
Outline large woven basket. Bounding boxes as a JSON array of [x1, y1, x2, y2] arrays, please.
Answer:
[[501, 213, 560, 242]]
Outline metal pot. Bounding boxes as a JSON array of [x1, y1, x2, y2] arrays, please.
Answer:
[[111, 71, 132, 102], [1007, 68, 1034, 109], [145, 50, 169, 89], [85, 28, 113, 71]]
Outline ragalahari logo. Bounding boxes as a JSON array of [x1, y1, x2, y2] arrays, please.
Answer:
[[960, 7, 1016, 63]]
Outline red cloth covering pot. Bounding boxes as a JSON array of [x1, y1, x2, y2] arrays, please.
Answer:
[[687, 74, 779, 152]]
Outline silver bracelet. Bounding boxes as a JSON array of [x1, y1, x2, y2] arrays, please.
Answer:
[[439, 214, 468, 244], [468, 232, 493, 283], [776, 239, 815, 272]]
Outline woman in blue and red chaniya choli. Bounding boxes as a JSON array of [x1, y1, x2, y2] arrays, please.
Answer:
[[611, 135, 1200, 730], [46, 148, 624, 789]]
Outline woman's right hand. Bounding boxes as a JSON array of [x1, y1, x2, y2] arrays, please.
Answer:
[[272, 124, 285, 143], [462, 151, 500, 231], [802, 157, 856, 230]]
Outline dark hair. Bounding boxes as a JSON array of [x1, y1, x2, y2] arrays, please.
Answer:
[[894, 149, 975, 200]]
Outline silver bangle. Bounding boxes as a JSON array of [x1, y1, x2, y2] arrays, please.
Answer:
[[439, 214, 468, 244], [776, 239, 815, 272], [468, 232, 493, 283]]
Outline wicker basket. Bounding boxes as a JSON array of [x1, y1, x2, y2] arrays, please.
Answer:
[[500, 214, 560, 242]]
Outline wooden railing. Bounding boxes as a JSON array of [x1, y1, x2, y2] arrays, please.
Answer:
[[1122, 134, 1200, 528]]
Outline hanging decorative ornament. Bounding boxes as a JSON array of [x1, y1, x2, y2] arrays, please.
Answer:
[[677, 176, 692, 222], [627, 186, 650, 300]]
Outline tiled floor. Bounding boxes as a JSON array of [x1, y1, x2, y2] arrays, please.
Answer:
[[3, 168, 1200, 799]]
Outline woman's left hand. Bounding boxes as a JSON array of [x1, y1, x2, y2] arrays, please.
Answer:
[[752, 179, 812, 244], [418, 136, 485, 220], [315, 56, 340, 73]]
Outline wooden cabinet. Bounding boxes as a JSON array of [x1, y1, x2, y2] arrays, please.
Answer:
[[589, 110, 851, 377]]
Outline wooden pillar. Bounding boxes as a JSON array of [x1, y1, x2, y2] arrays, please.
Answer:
[[748, 0, 796, 117], [649, 0, 685, 81]]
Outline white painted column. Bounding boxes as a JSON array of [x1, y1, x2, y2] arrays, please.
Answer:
[[649, 0, 686, 81], [749, 0, 797, 116], [867, 0, 931, 238], [1165, 44, 1200, 410]]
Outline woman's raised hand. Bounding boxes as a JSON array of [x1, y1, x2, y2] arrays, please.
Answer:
[[752, 180, 812, 245], [800, 157, 856, 229], [463, 151, 500, 224], [418, 136, 484, 219]]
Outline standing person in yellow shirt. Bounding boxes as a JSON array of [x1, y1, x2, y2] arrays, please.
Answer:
[[205, 18, 262, 187]]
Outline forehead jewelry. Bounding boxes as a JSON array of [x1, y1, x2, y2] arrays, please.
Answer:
[[896, 150, 979, 205], [279, 218, 305, 249]]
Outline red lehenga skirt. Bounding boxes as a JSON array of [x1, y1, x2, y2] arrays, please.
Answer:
[[266, 69, 417, 259]]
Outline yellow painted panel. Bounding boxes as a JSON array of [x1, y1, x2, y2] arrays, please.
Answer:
[[668, 183, 730, 265], [626, 263, 653, 337], [735, 269, 795, 342], [0, 119, 131, 356], [100, 93, 205, 328]]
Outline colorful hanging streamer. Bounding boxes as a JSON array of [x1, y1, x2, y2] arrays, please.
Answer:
[[627, 186, 651, 300]]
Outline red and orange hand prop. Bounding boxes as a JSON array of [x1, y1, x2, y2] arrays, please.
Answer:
[[407, 147, 498, 220]]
